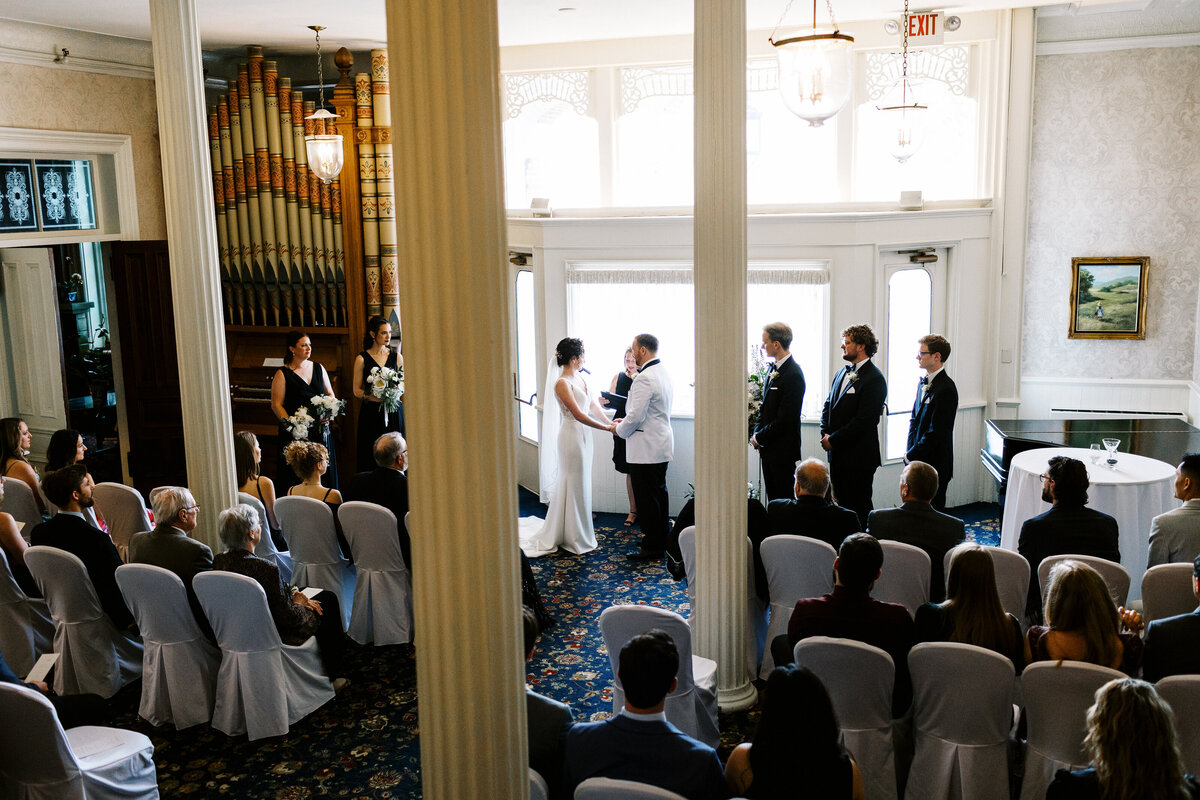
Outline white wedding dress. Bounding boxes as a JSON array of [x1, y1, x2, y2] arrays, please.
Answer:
[[518, 373, 598, 557]]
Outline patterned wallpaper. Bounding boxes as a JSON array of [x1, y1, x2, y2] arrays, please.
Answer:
[[0, 62, 166, 240], [1022, 46, 1200, 380]]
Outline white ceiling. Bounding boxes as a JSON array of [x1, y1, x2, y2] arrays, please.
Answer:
[[0, 0, 1076, 52]]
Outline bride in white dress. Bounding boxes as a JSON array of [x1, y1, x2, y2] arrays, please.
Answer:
[[519, 338, 617, 557]]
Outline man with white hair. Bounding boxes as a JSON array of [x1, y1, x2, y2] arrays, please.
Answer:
[[129, 485, 214, 634], [345, 432, 411, 568]]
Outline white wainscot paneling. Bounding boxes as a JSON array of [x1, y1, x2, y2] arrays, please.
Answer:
[[1019, 377, 1191, 420]]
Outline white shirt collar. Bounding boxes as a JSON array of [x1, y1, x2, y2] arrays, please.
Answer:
[[774, 353, 791, 369], [924, 366, 945, 383], [58, 510, 86, 520], [619, 708, 667, 722]]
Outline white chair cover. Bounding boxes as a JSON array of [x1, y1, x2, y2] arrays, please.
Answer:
[[598, 604, 720, 749], [530, 767, 549, 800], [275, 495, 354, 629], [23, 546, 142, 699], [875, 540, 930, 617], [758, 535, 836, 677], [1141, 563, 1196, 623], [338, 501, 413, 646], [1157, 676, 1200, 776], [91, 483, 152, 562], [0, 545, 54, 676], [1038, 554, 1130, 608], [238, 492, 292, 583], [115, 563, 220, 729], [193, 571, 335, 740], [907, 642, 1015, 800], [1017, 660, 1125, 800], [0, 683, 158, 800], [794, 636, 898, 800], [575, 777, 688, 799], [678, 527, 767, 676], [944, 546, 1030, 622], [3, 476, 42, 537]]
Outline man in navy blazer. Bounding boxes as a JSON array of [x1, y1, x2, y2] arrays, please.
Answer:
[[1141, 555, 1200, 682], [564, 630, 726, 800], [345, 432, 410, 569], [867, 462, 965, 602], [752, 322, 806, 503], [821, 324, 888, 525], [1017, 456, 1120, 622], [906, 334, 959, 510], [30, 464, 133, 630], [765, 459, 861, 549]]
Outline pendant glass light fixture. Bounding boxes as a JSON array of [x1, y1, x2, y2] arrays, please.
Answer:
[[770, 0, 856, 127], [876, 0, 927, 163], [304, 25, 343, 184]]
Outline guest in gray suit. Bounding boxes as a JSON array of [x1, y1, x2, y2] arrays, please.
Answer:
[[1142, 555, 1200, 683], [1148, 453, 1200, 568], [866, 462, 965, 602], [523, 606, 572, 799], [129, 486, 214, 636]]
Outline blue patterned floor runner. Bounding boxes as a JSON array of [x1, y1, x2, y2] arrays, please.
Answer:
[[106, 492, 1000, 796]]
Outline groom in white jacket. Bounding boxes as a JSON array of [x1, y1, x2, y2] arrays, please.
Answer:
[[615, 333, 675, 562]]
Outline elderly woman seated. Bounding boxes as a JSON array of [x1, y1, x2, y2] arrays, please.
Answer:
[[212, 503, 349, 692]]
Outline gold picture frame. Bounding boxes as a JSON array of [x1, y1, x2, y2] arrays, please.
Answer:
[[1068, 257, 1149, 340]]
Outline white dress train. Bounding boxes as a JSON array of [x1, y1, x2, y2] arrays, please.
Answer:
[[519, 374, 598, 557]]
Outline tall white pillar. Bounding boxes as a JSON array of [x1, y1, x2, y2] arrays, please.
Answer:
[[148, 0, 236, 549], [694, 0, 756, 710], [386, 4, 527, 799]]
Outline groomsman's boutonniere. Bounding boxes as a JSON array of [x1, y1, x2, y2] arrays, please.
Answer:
[[848, 371, 861, 384], [769, 369, 780, 381]]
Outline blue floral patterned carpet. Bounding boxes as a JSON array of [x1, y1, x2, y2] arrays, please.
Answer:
[[99, 495, 999, 797]]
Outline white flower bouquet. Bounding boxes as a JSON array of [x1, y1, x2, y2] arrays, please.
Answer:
[[368, 364, 405, 424], [284, 406, 316, 440], [747, 345, 768, 440], [308, 394, 346, 425]]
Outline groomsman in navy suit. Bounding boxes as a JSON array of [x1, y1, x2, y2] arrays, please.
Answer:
[[752, 322, 806, 502], [906, 334, 959, 510], [820, 324, 887, 526]]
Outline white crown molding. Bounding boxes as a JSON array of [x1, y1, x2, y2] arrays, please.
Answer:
[[1036, 31, 1200, 55], [0, 44, 153, 80]]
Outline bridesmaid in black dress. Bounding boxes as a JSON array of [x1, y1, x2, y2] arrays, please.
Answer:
[[270, 331, 341, 494], [352, 315, 404, 473], [602, 348, 639, 526]]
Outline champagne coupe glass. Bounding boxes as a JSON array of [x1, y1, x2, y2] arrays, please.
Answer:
[[1089, 443, 1104, 465], [1102, 438, 1121, 467]]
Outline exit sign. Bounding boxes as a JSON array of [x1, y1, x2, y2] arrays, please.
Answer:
[[906, 11, 943, 45]]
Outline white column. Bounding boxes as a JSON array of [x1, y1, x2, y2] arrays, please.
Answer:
[[694, 0, 756, 710], [386, 4, 527, 800], [147, 0, 237, 549]]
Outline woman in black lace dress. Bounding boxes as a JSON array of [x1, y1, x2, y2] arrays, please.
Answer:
[[270, 331, 341, 494]]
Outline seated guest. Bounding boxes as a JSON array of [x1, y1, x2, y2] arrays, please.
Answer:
[[1026, 560, 1143, 675], [1142, 554, 1200, 682], [212, 504, 348, 691], [523, 606, 572, 799], [724, 665, 865, 799], [345, 432, 410, 569], [1017, 456, 1119, 622], [765, 459, 861, 549], [776, 533, 915, 717], [284, 441, 350, 558], [234, 431, 284, 550], [564, 630, 727, 800], [129, 486, 213, 636], [0, 478, 39, 597], [0, 649, 105, 729], [1148, 453, 1200, 568], [866, 461, 964, 602], [914, 543, 1024, 673], [31, 465, 132, 630], [44, 428, 87, 472], [666, 489, 768, 594], [1047, 678, 1200, 799], [1, 417, 45, 516]]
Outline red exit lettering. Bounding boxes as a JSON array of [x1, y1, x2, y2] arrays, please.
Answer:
[[908, 13, 936, 36]]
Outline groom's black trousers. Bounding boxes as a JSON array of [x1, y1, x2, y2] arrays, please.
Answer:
[[629, 461, 670, 554]]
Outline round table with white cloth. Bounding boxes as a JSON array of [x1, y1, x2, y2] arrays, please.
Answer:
[[998, 446, 1177, 603]]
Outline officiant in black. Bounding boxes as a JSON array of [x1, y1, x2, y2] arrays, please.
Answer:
[[602, 347, 639, 527], [752, 322, 806, 503]]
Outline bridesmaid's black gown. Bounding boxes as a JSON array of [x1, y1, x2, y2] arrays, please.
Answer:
[[276, 364, 339, 493], [355, 348, 405, 473], [610, 371, 633, 474]]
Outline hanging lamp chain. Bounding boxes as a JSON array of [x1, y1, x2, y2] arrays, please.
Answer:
[[769, 0, 841, 42], [901, 0, 909, 79], [315, 28, 326, 110]]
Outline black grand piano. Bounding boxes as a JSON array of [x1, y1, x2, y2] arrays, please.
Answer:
[[981, 418, 1200, 510]]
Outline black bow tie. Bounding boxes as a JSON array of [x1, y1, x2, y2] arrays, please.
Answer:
[[919, 375, 928, 386], [846, 364, 856, 374]]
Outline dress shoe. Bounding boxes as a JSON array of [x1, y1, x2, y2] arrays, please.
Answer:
[[625, 550, 663, 562]]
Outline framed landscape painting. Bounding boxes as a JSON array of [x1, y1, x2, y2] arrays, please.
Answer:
[[1068, 256, 1149, 340]]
